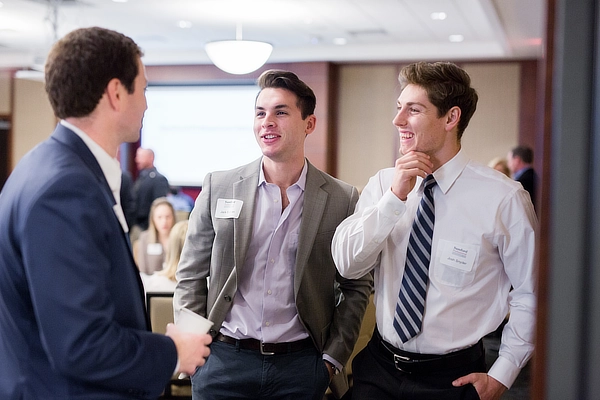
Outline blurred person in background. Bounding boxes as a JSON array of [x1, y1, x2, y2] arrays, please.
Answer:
[[134, 196, 176, 275], [487, 156, 511, 177], [140, 220, 189, 293], [133, 147, 170, 232]]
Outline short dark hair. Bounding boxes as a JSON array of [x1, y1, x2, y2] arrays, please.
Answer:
[[256, 70, 316, 119], [511, 145, 534, 164], [398, 62, 478, 140], [45, 27, 143, 119]]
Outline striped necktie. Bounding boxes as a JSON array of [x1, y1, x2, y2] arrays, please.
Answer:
[[394, 174, 437, 343]]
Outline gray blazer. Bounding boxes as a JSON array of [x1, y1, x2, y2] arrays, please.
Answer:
[[174, 158, 373, 398]]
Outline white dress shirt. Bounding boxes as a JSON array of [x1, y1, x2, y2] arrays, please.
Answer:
[[332, 149, 537, 389]]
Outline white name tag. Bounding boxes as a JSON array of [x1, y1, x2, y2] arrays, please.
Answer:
[[215, 198, 243, 219], [147, 243, 163, 256], [438, 240, 477, 272]]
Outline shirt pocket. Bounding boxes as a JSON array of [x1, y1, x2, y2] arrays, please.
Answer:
[[433, 239, 480, 287]]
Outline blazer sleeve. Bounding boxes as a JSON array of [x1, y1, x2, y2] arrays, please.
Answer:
[[22, 171, 177, 397], [173, 172, 214, 320]]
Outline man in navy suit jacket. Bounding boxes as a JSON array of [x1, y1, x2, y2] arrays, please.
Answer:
[[508, 145, 537, 210], [0, 27, 211, 399]]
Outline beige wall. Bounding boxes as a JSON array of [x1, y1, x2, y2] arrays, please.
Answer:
[[336, 65, 400, 189], [462, 63, 520, 167], [3, 62, 522, 180], [0, 70, 12, 115], [11, 77, 55, 169], [335, 62, 521, 189]]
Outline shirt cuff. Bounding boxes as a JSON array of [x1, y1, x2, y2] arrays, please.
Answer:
[[173, 358, 180, 375], [322, 354, 343, 373], [378, 188, 407, 218], [487, 355, 521, 389]]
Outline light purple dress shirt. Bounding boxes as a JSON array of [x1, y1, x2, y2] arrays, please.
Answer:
[[221, 161, 309, 343]]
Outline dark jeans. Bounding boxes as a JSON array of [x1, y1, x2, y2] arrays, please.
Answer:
[[191, 340, 330, 400], [351, 335, 485, 400]]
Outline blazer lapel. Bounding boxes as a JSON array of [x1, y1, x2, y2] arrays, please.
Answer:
[[51, 125, 133, 251], [294, 161, 328, 293], [52, 125, 116, 206], [232, 160, 261, 272]]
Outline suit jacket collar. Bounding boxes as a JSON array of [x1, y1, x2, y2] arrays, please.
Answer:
[[50, 124, 116, 207], [50, 125, 134, 249]]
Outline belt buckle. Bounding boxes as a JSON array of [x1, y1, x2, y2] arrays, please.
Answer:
[[393, 354, 412, 374], [260, 342, 275, 356]]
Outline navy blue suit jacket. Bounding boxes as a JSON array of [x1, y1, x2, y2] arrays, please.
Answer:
[[0, 125, 177, 399], [516, 167, 537, 209]]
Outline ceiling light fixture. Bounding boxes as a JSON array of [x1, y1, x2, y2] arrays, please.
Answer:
[[449, 34, 464, 42], [205, 24, 272, 75], [178, 20, 192, 29], [431, 12, 447, 20]]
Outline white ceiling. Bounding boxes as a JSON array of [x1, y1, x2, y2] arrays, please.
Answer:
[[0, 0, 545, 69]]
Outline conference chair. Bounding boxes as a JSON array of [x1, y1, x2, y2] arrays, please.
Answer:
[[146, 292, 191, 399]]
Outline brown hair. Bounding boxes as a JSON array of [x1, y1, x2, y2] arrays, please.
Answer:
[[256, 69, 316, 119], [45, 27, 143, 119], [398, 62, 478, 140], [511, 145, 534, 164]]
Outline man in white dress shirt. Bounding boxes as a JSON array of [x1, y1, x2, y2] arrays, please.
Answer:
[[332, 61, 536, 400]]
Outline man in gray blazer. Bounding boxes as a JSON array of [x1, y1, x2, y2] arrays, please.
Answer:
[[174, 70, 373, 399]]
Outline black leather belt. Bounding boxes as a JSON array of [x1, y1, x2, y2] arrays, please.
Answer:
[[373, 329, 484, 374], [216, 333, 314, 355]]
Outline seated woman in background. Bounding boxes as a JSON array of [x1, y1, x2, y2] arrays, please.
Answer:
[[134, 197, 176, 275], [140, 220, 188, 293]]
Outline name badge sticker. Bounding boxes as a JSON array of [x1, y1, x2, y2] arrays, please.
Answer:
[[439, 240, 478, 272], [215, 198, 243, 219], [147, 243, 163, 256]]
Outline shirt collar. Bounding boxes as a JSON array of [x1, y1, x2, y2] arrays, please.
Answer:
[[258, 158, 308, 191], [60, 120, 122, 197], [430, 148, 469, 195]]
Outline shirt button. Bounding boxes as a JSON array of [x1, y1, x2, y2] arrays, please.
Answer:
[[274, 198, 279, 203], [270, 259, 275, 263], [265, 321, 271, 326], [267, 290, 272, 295], [394, 210, 400, 215]]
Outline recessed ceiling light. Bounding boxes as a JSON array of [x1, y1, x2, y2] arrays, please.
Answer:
[[333, 37, 347, 45], [178, 20, 192, 29], [112, 0, 128, 3], [431, 12, 447, 20], [449, 34, 464, 43]]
